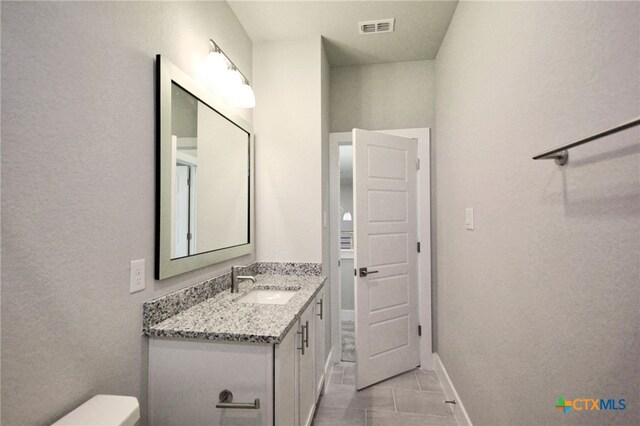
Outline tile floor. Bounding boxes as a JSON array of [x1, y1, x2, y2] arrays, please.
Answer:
[[312, 362, 456, 426], [341, 321, 355, 362]]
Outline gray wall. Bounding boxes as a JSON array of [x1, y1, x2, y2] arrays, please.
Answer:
[[1, 2, 253, 424], [330, 60, 435, 132], [434, 2, 639, 425], [253, 37, 323, 263]]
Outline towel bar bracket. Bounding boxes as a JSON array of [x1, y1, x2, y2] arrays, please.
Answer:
[[543, 150, 569, 166]]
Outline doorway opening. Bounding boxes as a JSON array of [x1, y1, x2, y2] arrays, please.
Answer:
[[329, 128, 433, 389], [338, 144, 355, 362]]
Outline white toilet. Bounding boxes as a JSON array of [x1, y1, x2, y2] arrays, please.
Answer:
[[52, 395, 140, 426]]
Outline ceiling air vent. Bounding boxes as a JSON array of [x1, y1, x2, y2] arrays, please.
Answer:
[[358, 19, 395, 35]]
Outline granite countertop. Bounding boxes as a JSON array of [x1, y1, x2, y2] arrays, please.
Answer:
[[146, 274, 326, 344]]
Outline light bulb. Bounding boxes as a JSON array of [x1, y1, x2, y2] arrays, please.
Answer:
[[205, 50, 229, 81], [218, 69, 247, 105], [225, 69, 244, 88], [233, 82, 256, 108], [342, 212, 352, 221]]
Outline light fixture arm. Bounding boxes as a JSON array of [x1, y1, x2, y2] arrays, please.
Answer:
[[209, 39, 250, 86]]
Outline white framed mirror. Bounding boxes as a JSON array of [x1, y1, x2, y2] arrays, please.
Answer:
[[155, 55, 254, 280]]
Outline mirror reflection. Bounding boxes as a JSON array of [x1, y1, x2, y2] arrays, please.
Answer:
[[170, 83, 250, 259]]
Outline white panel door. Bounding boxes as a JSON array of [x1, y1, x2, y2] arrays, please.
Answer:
[[353, 128, 419, 390]]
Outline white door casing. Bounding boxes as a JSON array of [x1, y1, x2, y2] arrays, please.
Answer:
[[353, 129, 420, 389], [175, 165, 190, 258]]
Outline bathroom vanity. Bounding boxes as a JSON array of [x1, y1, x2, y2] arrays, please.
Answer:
[[144, 266, 327, 426], [150, 57, 331, 425]]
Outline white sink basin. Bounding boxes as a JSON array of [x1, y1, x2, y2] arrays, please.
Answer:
[[238, 289, 297, 305]]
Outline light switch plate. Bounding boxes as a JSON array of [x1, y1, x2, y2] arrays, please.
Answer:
[[465, 208, 474, 230], [130, 259, 145, 293]]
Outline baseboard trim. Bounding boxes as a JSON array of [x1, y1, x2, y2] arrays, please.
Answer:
[[421, 351, 435, 371], [433, 353, 472, 426], [322, 349, 333, 394]]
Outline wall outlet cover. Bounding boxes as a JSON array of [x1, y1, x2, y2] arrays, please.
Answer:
[[130, 259, 145, 293]]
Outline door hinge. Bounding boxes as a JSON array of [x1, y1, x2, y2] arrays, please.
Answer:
[[187, 232, 192, 241], [417, 242, 421, 253], [338, 259, 341, 267], [354, 268, 357, 277], [416, 158, 421, 170], [418, 325, 422, 336]]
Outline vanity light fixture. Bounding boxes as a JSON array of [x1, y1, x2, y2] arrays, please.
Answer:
[[206, 39, 255, 109], [205, 42, 230, 81], [342, 212, 352, 221]]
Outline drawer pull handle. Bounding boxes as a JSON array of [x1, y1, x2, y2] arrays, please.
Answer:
[[216, 390, 260, 409], [297, 321, 310, 354], [297, 328, 305, 355], [317, 298, 323, 319]]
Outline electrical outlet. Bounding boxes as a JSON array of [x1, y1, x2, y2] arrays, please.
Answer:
[[130, 259, 145, 293]]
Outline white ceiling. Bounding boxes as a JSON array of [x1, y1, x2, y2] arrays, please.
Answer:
[[228, 1, 459, 66]]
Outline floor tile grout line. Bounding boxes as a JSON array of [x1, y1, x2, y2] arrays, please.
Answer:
[[397, 386, 446, 395], [414, 369, 422, 391], [320, 403, 395, 413], [392, 388, 398, 413], [368, 408, 456, 418], [417, 388, 448, 395]]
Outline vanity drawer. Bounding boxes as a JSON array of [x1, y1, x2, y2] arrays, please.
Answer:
[[149, 338, 273, 426]]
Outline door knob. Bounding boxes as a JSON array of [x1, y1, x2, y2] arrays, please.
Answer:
[[359, 267, 379, 277]]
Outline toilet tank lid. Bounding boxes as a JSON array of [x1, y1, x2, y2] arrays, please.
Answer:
[[52, 395, 140, 426]]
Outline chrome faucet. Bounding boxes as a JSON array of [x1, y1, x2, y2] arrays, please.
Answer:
[[231, 266, 256, 293]]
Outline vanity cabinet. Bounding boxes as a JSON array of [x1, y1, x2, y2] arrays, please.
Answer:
[[275, 300, 317, 426], [274, 321, 297, 425], [149, 285, 327, 426], [314, 287, 326, 397], [297, 301, 316, 426]]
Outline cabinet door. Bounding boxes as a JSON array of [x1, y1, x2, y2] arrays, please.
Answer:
[[314, 287, 326, 397], [275, 322, 297, 426], [298, 302, 316, 426]]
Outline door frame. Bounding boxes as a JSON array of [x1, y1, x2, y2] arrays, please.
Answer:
[[176, 152, 198, 256], [329, 128, 432, 370]]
